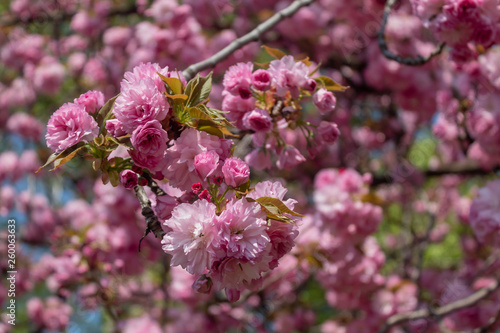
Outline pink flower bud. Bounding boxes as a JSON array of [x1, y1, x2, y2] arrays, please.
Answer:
[[192, 275, 212, 294], [192, 182, 202, 194], [130, 120, 168, 156], [313, 88, 336, 114], [303, 78, 317, 92], [138, 177, 148, 186], [105, 119, 126, 137], [317, 121, 340, 144], [194, 151, 219, 179], [222, 157, 250, 187], [212, 176, 224, 185], [225, 288, 241, 302], [119, 170, 138, 189], [132, 166, 143, 175], [74, 90, 105, 114], [251, 69, 272, 91], [243, 108, 273, 132], [198, 189, 211, 201]]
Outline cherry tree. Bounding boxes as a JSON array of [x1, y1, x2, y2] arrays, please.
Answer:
[[1, 0, 500, 332]]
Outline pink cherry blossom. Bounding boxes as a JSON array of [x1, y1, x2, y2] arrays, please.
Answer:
[[243, 108, 273, 132], [46, 102, 99, 152], [194, 151, 220, 179], [74, 90, 105, 114], [162, 200, 219, 275], [130, 120, 169, 156], [223, 62, 253, 99], [216, 199, 269, 261], [222, 157, 250, 187], [313, 88, 337, 114]]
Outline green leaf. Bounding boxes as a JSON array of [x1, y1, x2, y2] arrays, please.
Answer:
[[157, 73, 183, 95], [262, 45, 287, 59], [165, 93, 189, 101], [234, 180, 251, 194], [195, 119, 237, 139], [198, 105, 231, 126], [96, 94, 120, 134], [108, 169, 120, 187], [255, 197, 304, 217], [247, 197, 303, 224], [50, 145, 87, 171], [184, 72, 213, 107], [188, 106, 213, 121], [314, 76, 349, 92], [36, 142, 86, 173], [298, 56, 312, 66]]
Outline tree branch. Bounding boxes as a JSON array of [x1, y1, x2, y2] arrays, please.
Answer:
[[133, 185, 166, 251], [371, 161, 495, 186], [378, 0, 445, 66], [182, 0, 316, 81], [379, 278, 500, 333]]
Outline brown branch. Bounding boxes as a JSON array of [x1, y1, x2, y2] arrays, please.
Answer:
[[378, 0, 445, 66], [142, 173, 167, 197], [414, 214, 436, 293], [379, 278, 500, 333], [133, 185, 166, 251], [371, 161, 493, 186], [182, 0, 316, 81]]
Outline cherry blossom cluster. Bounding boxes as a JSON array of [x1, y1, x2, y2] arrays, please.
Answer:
[[163, 180, 299, 302], [221, 55, 341, 170], [42, 60, 303, 303], [411, 0, 500, 62]]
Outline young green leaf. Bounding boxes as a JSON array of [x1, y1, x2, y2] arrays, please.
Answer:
[[262, 45, 287, 59], [184, 72, 213, 107], [36, 142, 86, 173], [255, 197, 305, 217], [314, 76, 349, 92], [50, 145, 87, 171], [157, 73, 183, 95]]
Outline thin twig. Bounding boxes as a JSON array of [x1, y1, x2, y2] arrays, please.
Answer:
[[414, 214, 436, 294], [379, 278, 500, 333], [371, 161, 495, 186], [133, 185, 166, 251], [378, 0, 445, 66], [182, 0, 316, 81]]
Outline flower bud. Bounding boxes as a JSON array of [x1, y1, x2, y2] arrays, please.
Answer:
[[313, 88, 336, 114], [222, 157, 250, 187], [251, 69, 272, 91], [119, 170, 138, 189]]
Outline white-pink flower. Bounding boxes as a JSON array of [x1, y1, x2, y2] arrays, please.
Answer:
[[113, 78, 168, 134], [268, 55, 309, 98], [46, 102, 98, 152], [74, 90, 105, 114], [162, 200, 218, 275], [223, 62, 253, 99], [217, 199, 270, 261]]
